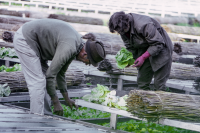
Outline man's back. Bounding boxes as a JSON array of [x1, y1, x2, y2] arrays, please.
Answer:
[[22, 19, 82, 61]]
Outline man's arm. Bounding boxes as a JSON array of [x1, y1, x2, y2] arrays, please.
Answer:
[[132, 23, 165, 67], [56, 57, 78, 110], [46, 41, 77, 115], [142, 23, 165, 56]]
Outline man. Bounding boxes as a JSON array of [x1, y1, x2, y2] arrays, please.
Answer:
[[109, 11, 173, 91], [13, 19, 105, 116]]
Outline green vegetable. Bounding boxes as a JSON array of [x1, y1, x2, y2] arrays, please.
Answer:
[[0, 64, 21, 72], [82, 84, 128, 111], [0, 84, 10, 97], [82, 84, 110, 104], [52, 104, 111, 119], [0, 47, 18, 59], [99, 120, 198, 133], [86, 83, 92, 85], [115, 47, 134, 69]]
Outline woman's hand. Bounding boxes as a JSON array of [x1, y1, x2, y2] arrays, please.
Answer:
[[133, 51, 151, 67], [133, 56, 145, 67]]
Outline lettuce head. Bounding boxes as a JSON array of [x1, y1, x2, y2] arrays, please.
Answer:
[[115, 47, 134, 69]]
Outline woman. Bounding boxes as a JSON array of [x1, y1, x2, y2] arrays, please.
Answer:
[[109, 11, 173, 91]]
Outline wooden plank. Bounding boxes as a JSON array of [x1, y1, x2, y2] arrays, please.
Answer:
[[159, 119, 200, 132], [75, 99, 200, 132], [0, 122, 96, 129], [0, 95, 30, 102], [0, 103, 108, 133], [0, 104, 6, 107], [84, 70, 199, 93], [110, 113, 117, 129], [1, 57, 20, 63], [0, 108, 25, 113], [0, 131, 105, 133], [0, 117, 67, 123], [75, 99, 143, 120], [117, 79, 123, 91], [0, 113, 42, 118], [0, 89, 91, 102]]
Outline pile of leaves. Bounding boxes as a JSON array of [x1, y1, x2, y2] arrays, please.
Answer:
[[0, 64, 21, 72], [115, 47, 134, 69], [52, 104, 110, 119], [0, 47, 18, 58], [0, 83, 10, 97], [99, 120, 197, 133], [82, 84, 128, 110]]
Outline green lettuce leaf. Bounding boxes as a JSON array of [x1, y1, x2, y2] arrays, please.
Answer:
[[115, 47, 135, 69]]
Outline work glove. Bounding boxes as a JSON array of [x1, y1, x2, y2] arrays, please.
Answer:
[[52, 96, 63, 116], [133, 51, 151, 67]]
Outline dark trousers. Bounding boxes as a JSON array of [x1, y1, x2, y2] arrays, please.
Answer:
[[137, 58, 172, 90]]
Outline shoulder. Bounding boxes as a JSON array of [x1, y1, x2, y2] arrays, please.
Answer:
[[129, 13, 154, 31]]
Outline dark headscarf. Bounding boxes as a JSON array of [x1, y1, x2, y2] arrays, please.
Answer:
[[108, 11, 129, 34]]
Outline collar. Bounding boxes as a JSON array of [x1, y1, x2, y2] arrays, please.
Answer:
[[74, 41, 84, 60], [76, 41, 84, 55]]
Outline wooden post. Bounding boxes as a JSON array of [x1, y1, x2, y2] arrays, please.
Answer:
[[110, 113, 117, 130], [5, 60, 10, 67], [117, 78, 123, 91]]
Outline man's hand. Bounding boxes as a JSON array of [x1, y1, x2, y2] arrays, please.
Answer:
[[62, 92, 78, 110], [52, 96, 63, 116], [65, 98, 78, 110]]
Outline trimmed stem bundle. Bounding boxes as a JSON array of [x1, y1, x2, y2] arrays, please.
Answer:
[[0, 70, 85, 92], [127, 90, 200, 122], [103, 55, 200, 80], [82, 32, 183, 55], [82, 32, 125, 55], [162, 24, 200, 36], [173, 42, 200, 55]]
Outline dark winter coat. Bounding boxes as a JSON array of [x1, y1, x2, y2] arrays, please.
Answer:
[[121, 13, 173, 71]]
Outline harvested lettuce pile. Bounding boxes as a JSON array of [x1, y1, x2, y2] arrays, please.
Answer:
[[82, 84, 128, 110], [115, 47, 134, 69]]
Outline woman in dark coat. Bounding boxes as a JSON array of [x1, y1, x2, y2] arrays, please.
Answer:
[[109, 11, 173, 91]]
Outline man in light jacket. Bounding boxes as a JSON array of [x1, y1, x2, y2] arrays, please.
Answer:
[[109, 11, 173, 91], [13, 19, 105, 116]]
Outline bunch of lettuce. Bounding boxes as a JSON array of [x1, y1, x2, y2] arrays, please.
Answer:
[[115, 47, 135, 69], [102, 90, 128, 110], [82, 84, 128, 111], [82, 84, 110, 104]]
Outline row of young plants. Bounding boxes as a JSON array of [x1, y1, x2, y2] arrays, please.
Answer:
[[53, 104, 197, 133]]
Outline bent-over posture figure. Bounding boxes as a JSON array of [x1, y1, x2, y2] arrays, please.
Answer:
[[109, 11, 173, 91], [14, 19, 105, 115]]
